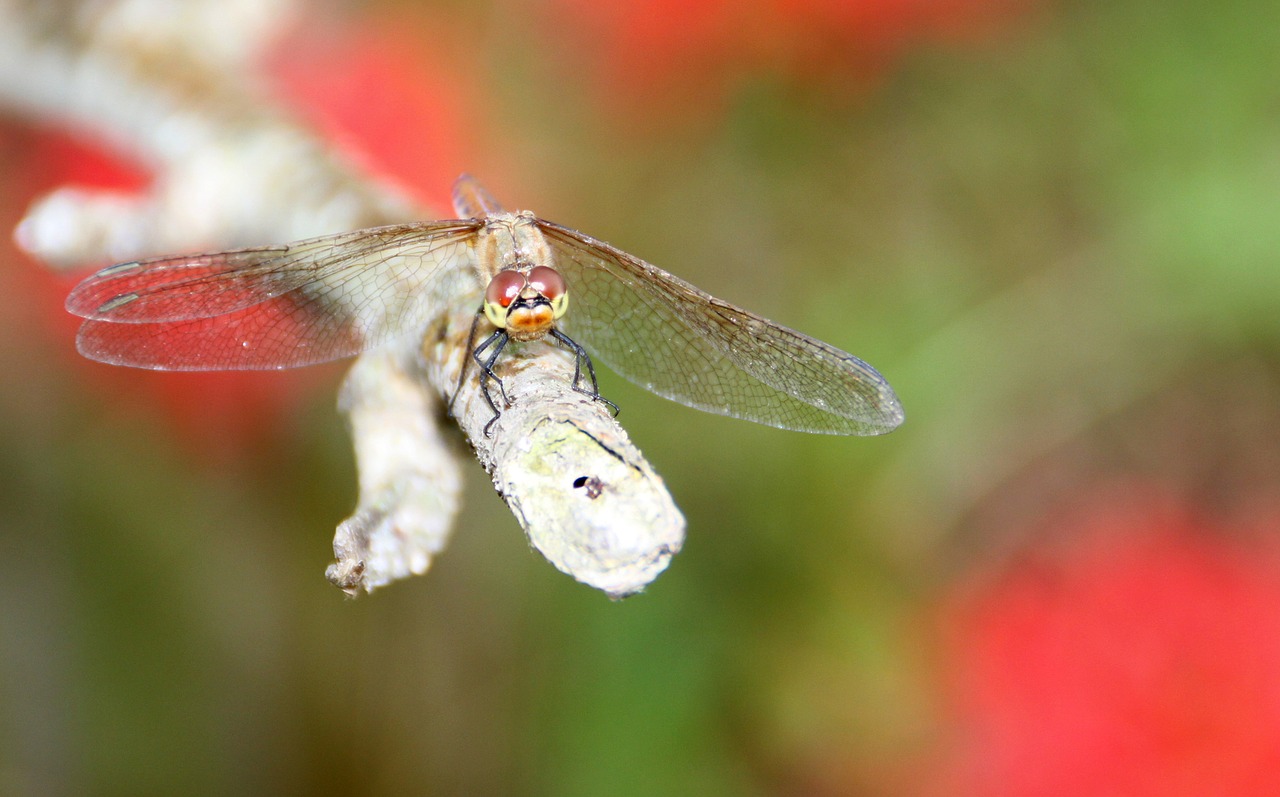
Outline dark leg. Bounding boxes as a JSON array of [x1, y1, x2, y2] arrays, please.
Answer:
[[550, 328, 619, 417], [473, 329, 511, 436]]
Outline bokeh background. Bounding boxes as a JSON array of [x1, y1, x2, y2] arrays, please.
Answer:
[[4, 0, 1280, 794]]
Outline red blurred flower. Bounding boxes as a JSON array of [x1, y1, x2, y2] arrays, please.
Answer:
[[544, 0, 1035, 123], [927, 488, 1280, 797], [269, 9, 478, 213], [774, 0, 1033, 77]]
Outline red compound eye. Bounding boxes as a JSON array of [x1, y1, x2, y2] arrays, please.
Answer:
[[485, 270, 526, 308], [527, 266, 566, 301]]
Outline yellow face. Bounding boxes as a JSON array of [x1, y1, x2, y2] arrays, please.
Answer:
[[483, 266, 569, 342]]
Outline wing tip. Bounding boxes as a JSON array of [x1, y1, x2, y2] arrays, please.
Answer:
[[806, 381, 904, 436], [859, 385, 905, 436], [65, 261, 143, 318]]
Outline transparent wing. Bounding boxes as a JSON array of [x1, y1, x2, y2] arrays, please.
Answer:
[[67, 221, 482, 370], [538, 221, 904, 435]]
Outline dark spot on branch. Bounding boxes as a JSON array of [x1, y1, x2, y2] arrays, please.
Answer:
[[573, 475, 604, 499]]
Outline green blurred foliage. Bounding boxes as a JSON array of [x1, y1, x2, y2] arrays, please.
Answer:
[[3, 0, 1279, 794]]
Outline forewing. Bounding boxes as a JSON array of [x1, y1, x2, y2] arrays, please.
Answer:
[[537, 221, 904, 435], [67, 221, 482, 370]]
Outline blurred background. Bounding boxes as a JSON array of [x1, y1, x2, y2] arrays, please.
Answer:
[[3, 0, 1280, 794]]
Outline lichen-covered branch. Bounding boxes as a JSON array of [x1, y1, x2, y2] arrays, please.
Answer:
[[3, 0, 685, 597]]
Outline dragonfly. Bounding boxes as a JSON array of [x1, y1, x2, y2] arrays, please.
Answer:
[[66, 175, 904, 436]]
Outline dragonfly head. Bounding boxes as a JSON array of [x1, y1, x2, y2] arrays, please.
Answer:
[[484, 266, 569, 341]]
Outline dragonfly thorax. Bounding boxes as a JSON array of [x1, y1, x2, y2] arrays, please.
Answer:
[[476, 211, 550, 273]]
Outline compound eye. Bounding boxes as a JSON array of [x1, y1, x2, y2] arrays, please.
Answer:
[[527, 266, 566, 301], [485, 270, 526, 308]]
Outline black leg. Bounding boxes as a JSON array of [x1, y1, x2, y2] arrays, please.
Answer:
[[473, 329, 510, 436], [550, 328, 619, 417]]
